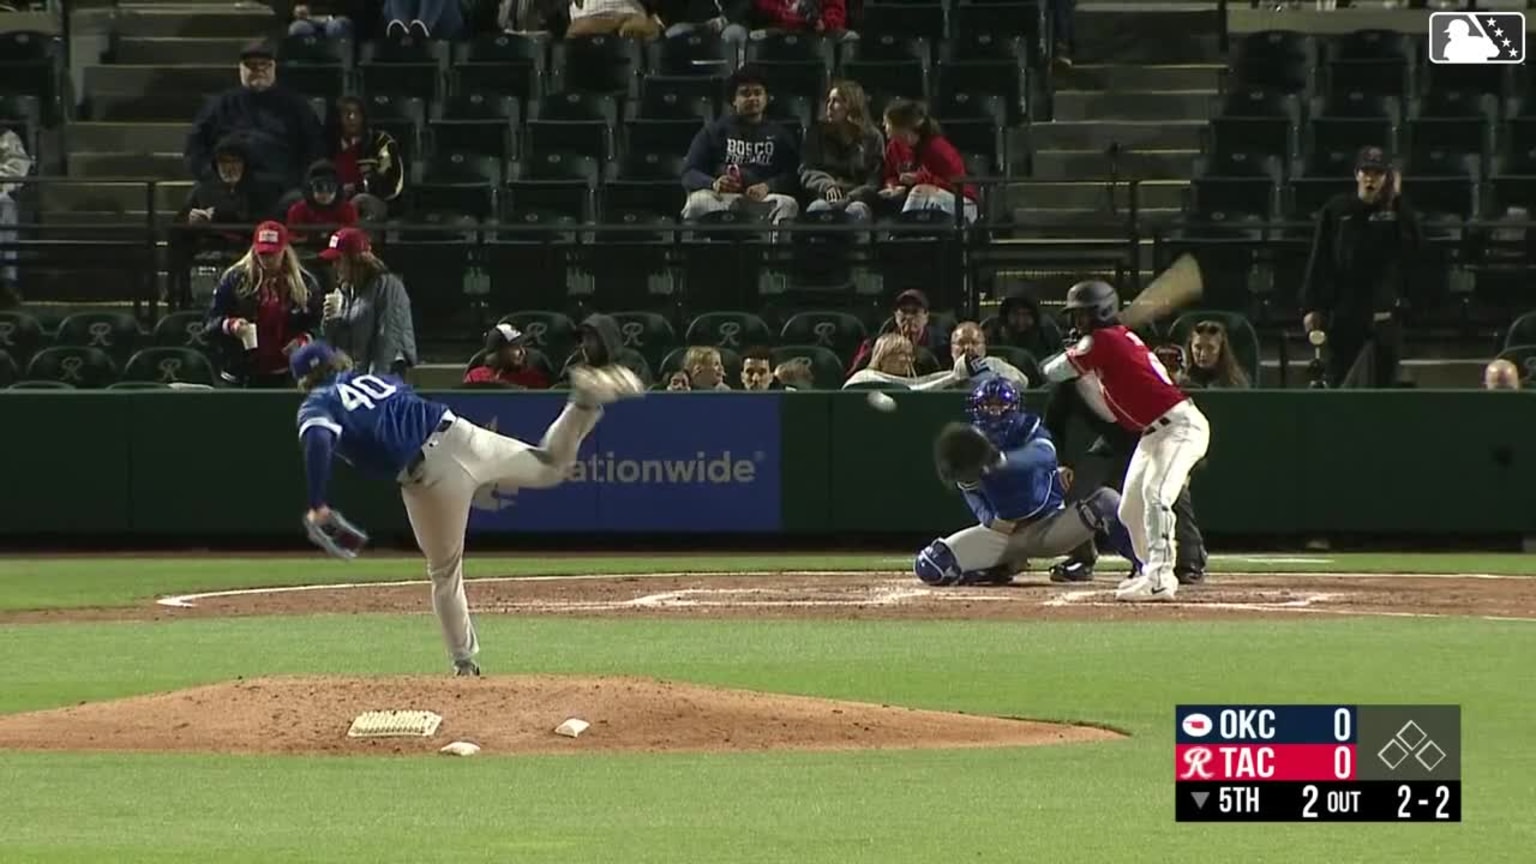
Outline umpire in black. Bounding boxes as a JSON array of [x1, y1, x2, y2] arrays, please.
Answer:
[[1300, 145, 1422, 388], [1044, 381, 1207, 583]]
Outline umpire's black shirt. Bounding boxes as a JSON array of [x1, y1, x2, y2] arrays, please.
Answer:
[[1301, 193, 1422, 323]]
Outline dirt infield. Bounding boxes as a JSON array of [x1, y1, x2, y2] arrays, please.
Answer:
[[0, 676, 1121, 756]]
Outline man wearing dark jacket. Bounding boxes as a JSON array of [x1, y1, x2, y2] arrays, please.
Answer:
[[168, 134, 281, 307], [681, 65, 800, 226], [185, 40, 325, 205], [568, 313, 655, 388], [1301, 146, 1421, 388]]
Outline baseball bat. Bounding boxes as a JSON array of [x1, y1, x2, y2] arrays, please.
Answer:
[[1117, 253, 1205, 330]]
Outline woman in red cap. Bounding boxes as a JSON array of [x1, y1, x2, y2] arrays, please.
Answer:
[[206, 220, 323, 387], [317, 226, 417, 377]]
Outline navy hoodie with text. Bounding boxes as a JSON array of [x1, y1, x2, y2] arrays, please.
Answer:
[[681, 114, 799, 194]]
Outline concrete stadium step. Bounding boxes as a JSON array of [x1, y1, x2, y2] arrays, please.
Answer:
[[1004, 180, 1187, 211], [1025, 120, 1205, 152], [83, 64, 238, 98], [1051, 90, 1216, 123], [1056, 63, 1226, 92], [83, 92, 214, 122], [112, 36, 250, 65], [65, 122, 188, 154], [1011, 208, 1180, 239], [40, 180, 188, 215], [113, 5, 274, 39], [1030, 149, 1200, 181], [67, 152, 187, 179], [1073, 8, 1223, 64]]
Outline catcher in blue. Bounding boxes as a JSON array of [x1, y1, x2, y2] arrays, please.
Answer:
[[292, 340, 643, 676], [915, 378, 1142, 587]]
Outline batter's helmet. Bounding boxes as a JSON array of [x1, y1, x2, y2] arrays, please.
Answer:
[[934, 421, 998, 487], [1062, 280, 1120, 326]]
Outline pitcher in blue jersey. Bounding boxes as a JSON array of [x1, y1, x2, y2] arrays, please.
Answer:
[[915, 378, 1143, 586], [292, 340, 644, 675]]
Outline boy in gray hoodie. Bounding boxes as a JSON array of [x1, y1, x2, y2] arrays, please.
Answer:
[[681, 65, 800, 227]]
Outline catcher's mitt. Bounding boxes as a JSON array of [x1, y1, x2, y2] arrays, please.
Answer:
[[934, 422, 998, 487], [304, 509, 370, 560]]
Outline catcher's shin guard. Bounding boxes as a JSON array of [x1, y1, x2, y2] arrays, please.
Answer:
[[914, 539, 965, 586]]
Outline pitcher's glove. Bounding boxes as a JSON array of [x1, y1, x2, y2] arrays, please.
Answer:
[[304, 507, 370, 560], [934, 422, 999, 487]]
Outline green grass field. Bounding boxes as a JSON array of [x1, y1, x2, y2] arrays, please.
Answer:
[[0, 553, 1532, 863]]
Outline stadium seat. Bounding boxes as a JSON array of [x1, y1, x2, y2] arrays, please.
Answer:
[[842, 34, 929, 66], [1402, 177, 1476, 222], [1406, 118, 1487, 158], [1496, 345, 1536, 381], [431, 90, 520, 161], [1422, 60, 1505, 99], [525, 118, 612, 164], [934, 59, 1026, 126], [1167, 310, 1262, 385], [1189, 177, 1276, 221], [1286, 176, 1354, 220], [515, 150, 602, 184], [0, 31, 63, 117], [501, 179, 593, 222], [500, 310, 578, 359], [1302, 116, 1395, 177], [950, 5, 1038, 46], [1230, 30, 1313, 93], [121, 347, 217, 386], [0, 350, 16, 387], [684, 311, 774, 352], [634, 75, 718, 121], [626, 119, 703, 160], [448, 61, 540, 107], [151, 311, 212, 354], [770, 344, 845, 389], [552, 35, 643, 94], [859, 4, 944, 41], [650, 30, 735, 78], [24, 346, 118, 389], [9, 380, 75, 390], [0, 310, 45, 368], [984, 345, 1042, 385], [277, 34, 351, 101], [744, 33, 833, 103], [106, 381, 174, 390], [1325, 60, 1407, 98], [609, 311, 678, 370], [359, 36, 444, 103], [1503, 311, 1536, 350], [359, 93, 426, 162], [55, 311, 142, 365], [0, 93, 40, 151], [839, 59, 928, 115], [411, 157, 498, 221], [779, 310, 867, 360], [609, 149, 685, 183]]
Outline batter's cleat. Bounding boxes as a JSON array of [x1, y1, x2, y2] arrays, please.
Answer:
[[1115, 573, 1178, 602], [454, 659, 481, 677], [1117, 570, 1141, 592], [1049, 559, 1095, 583], [570, 364, 645, 407], [1175, 568, 1206, 585]]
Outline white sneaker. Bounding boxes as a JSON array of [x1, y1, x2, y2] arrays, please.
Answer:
[[570, 365, 644, 407], [1115, 573, 1178, 603], [1117, 571, 1141, 591]]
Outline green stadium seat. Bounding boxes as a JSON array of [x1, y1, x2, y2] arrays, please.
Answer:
[[500, 310, 578, 360], [1502, 310, 1536, 350], [683, 312, 774, 353], [771, 344, 845, 389], [152, 311, 213, 355], [779, 311, 867, 362], [55, 311, 143, 366], [0, 310, 45, 368], [24, 346, 119, 389], [0, 349, 16, 387], [9, 380, 76, 390], [609, 310, 677, 371], [121, 347, 217, 386]]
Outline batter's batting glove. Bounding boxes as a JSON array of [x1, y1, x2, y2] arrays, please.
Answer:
[[304, 508, 370, 560], [935, 422, 998, 487]]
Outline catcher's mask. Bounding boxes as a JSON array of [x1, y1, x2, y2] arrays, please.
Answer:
[[935, 422, 999, 487], [967, 377, 1023, 438]]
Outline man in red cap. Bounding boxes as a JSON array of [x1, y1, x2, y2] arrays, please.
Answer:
[[206, 220, 323, 387], [464, 322, 551, 389], [845, 288, 945, 375], [317, 227, 417, 377]]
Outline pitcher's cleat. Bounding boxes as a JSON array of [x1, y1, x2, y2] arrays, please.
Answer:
[[453, 659, 481, 677]]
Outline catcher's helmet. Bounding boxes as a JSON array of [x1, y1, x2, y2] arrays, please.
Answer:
[[1061, 279, 1120, 326]]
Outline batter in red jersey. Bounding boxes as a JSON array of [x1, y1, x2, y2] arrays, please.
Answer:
[[1040, 280, 1212, 602]]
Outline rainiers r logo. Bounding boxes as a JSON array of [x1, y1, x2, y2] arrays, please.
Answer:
[[1429, 12, 1525, 64], [1181, 712, 1213, 738], [1180, 747, 1215, 780]]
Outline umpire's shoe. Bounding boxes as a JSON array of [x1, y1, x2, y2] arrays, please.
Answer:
[[454, 659, 481, 677], [1175, 568, 1206, 585], [1050, 559, 1095, 583], [570, 365, 644, 407]]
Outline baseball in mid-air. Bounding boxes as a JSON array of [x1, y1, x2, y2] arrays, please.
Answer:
[[866, 390, 898, 413]]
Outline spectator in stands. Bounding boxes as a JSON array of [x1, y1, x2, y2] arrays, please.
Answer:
[[1301, 146, 1420, 389], [384, 0, 465, 38], [271, 0, 358, 38], [1050, 0, 1075, 70], [774, 355, 814, 390], [681, 65, 800, 228], [877, 99, 978, 225], [987, 287, 1061, 361], [844, 333, 973, 390], [465, 323, 550, 388], [286, 160, 359, 245], [317, 227, 417, 376], [740, 345, 773, 390], [207, 221, 323, 388], [186, 41, 324, 211], [728, 0, 849, 41], [682, 345, 731, 389], [325, 97, 403, 222], [949, 321, 1029, 387], [656, 0, 744, 42], [0, 123, 31, 306], [800, 80, 883, 225], [847, 288, 943, 374], [666, 370, 692, 390], [1176, 319, 1250, 389], [565, 0, 661, 39], [169, 134, 278, 307], [1484, 358, 1524, 391]]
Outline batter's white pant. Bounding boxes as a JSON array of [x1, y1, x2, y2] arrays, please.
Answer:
[[399, 403, 601, 664], [1119, 400, 1210, 586]]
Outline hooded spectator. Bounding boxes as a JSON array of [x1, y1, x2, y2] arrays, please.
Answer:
[[465, 322, 551, 388], [846, 288, 944, 374], [169, 135, 281, 307], [286, 160, 359, 243], [206, 221, 323, 387], [681, 65, 800, 227], [1177, 319, 1251, 390], [987, 287, 1061, 360], [185, 40, 324, 202], [324, 96, 403, 221], [878, 98, 978, 224], [800, 80, 883, 224], [568, 313, 653, 386], [0, 123, 33, 305], [317, 227, 417, 376]]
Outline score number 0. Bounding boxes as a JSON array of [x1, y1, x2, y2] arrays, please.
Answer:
[[1301, 709, 1357, 819]]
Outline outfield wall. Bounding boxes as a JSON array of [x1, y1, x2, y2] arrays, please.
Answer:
[[1, 391, 1532, 540]]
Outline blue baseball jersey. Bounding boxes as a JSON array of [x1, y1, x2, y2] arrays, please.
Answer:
[[296, 371, 448, 478], [958, 414, 1065, 524]]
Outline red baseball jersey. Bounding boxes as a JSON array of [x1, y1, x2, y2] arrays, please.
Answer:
[[1065, 325, 1187, 432]]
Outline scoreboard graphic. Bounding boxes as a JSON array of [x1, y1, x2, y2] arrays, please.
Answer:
[[1174, 705, 1461, 822]]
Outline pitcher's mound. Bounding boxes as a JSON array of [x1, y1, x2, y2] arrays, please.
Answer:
[[0, 676, 1122, 756]]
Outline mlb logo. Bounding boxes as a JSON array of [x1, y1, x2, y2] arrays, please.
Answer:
[[1428, 12, 1525, 65]]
